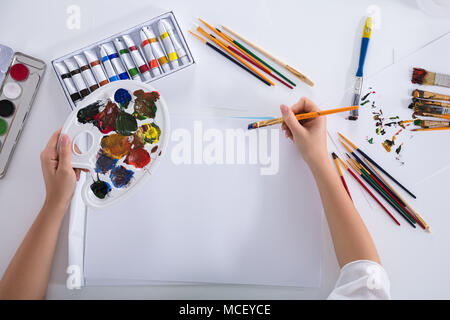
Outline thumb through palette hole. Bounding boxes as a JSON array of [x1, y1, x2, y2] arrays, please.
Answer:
[[72, 131, 94, 156]]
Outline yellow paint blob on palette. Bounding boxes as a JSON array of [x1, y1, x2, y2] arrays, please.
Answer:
[[60, 80, 170, 208]]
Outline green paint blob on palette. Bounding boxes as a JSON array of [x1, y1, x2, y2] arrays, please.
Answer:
[[60, 80, 170, 208]]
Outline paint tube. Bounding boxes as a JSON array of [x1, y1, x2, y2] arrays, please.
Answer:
[[74, 54, 99, 92], [142, 26, 171, 73], [83, 49, 109, 87], [157, 20, 179, 68], [63, 58, 90, 98], [122, 35, 151, 81], [99, 45, 119, 82], [159, 19, 189, 65], [114, 38, 141, 80], [140, 29, 161, 77], [54, 62, 81, 102], [102, 42, 130, 80]]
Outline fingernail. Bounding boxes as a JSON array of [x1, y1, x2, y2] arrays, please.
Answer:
[[61, 134, 69, 146], [280, 104, 288, 114]]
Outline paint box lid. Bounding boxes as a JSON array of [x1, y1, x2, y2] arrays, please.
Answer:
[[0, 44, 14, 85]]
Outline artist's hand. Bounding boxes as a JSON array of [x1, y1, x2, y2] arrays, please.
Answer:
[[281, 97, 328, 166], [40, 129, 82, 210]]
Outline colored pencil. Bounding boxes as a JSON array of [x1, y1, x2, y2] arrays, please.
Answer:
[[195, 25, 275, 86], [365, 161, 430, 232], [248, 105, 358, 130], [346, 160, 400, 226], [203, 29, 293, 89], [332, 152, 352, 200], [338, 132, 416, 199], [411, 126, 450, 132], [221, 25, 314, 87], [188, 31, 271, 86], [215, 26, 297, 87]]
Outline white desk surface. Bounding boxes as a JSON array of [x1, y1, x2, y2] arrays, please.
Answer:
[[1, 0, 449, 299]]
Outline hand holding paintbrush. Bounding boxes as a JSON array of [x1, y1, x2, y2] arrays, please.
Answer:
[[278, 97, 329, 165]]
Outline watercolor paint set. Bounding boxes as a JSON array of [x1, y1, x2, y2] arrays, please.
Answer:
[[52, 11, 194, 110], [0, 44, 46, 178]]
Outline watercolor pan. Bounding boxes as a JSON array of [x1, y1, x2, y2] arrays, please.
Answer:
[[0, 44, 46, 178], [52, 11, 194, 111], [60, 80, 170, 208]]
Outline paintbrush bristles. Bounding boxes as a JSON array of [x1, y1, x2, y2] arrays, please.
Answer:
[[412, 68, 450, 88], [188, 30, 207, 44], [412, 68, 436, 86], [331, 152, 338, 160]]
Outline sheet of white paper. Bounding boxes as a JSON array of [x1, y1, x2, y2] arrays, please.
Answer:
[[327, 33, 450, 188], [83, 116, 322, 287]]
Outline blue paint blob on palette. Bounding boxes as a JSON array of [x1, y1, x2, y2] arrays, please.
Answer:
[[60, 80, 170, 208]]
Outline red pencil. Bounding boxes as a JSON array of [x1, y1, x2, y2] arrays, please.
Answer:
[[332, 152, 352, 201], [346, 161, 400, 226]]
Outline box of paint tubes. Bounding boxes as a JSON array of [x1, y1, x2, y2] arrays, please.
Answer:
[[52, 11, 194, 110]]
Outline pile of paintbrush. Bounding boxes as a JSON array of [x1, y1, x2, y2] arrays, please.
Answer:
[[408, 89, 450, 132], [188, 18, 313, 89], [335, 133, 430, 232], [409, 67, 450, 132]]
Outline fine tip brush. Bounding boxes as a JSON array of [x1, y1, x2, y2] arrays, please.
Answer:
[[188, 29, 271, 86], [248, 105, 358, 130]]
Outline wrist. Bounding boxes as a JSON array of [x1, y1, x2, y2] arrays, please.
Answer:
[[43, 196, 70, 217], [307, 155, 333, 176]]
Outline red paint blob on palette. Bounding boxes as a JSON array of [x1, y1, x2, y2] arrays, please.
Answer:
[[10, 63, 29, 81]]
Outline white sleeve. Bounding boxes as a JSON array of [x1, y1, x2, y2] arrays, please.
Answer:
[[327, 260, 391, 300]]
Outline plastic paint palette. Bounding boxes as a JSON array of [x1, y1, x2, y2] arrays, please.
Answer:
[[0, 44, 46, 178], [52, 11, 194, 111], [60, 80, 170, 208]]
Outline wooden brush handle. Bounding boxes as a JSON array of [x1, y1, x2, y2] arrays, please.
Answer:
[[285, 65, 314, 87]]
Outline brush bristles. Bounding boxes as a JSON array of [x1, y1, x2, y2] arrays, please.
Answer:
[[412, 68, 435, 85], [248, 123, 258, 130], [331, 152, 338, 160]]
